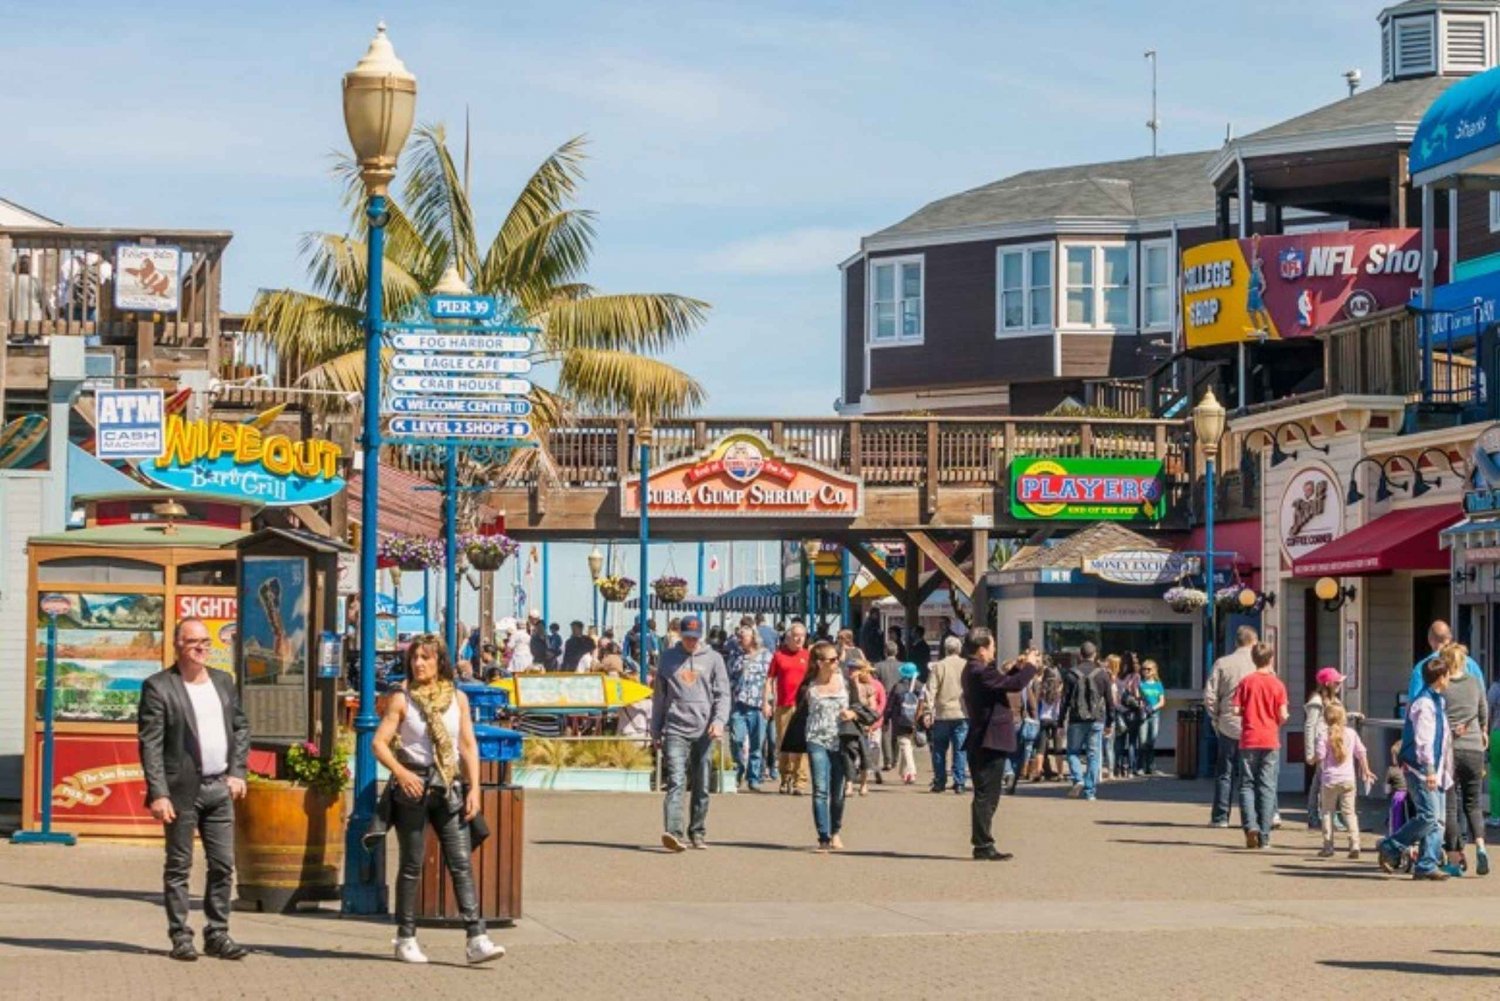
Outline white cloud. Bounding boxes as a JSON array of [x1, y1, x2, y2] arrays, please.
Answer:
[[704, 227, 863, 276], [533, 56, 779, 130]]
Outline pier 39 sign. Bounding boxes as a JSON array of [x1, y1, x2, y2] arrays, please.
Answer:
[[621, 431, 861, 519]]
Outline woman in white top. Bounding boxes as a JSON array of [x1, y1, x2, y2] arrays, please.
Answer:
[[373, 634, 505, 966]]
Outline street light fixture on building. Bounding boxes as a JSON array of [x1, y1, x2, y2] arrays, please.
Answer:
[[1192, 388, 1227, 682]]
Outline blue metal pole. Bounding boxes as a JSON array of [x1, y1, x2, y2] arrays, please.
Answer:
[[444, 444, 458, 657], [696, 541, 705, 595], [638, 434, 651, 683], [840, 547, 851, 630], [344, 192, 387, 914], [12, 612, 75, 845], [1205, 455, 1216, 679], [422, 571, 432, 632], [542, 541, 551, 630], [805, 550, 816, 635]]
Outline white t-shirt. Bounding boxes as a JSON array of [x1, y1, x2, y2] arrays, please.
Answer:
[[185, 675, 229, 776]]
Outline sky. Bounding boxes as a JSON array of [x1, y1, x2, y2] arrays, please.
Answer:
[[3, 0, 1387, 627]]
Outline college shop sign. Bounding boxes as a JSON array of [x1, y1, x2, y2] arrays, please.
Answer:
[[1278, 463, 1344, 564], [1009, 457, 1166, 522], [621, 431, 862, 518], [139, 411, 345, 506]]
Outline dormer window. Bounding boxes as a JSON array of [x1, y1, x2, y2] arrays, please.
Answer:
[[1396, 16, 1437, 77], [1379, 2, 1499, 80], [1443, 16, 1492, 73]]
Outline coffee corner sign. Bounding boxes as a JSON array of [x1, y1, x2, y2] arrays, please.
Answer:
[[1279, 463, 1344, 564], [621, 431, 861, 519]]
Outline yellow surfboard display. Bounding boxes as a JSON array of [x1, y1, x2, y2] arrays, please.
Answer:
[[488, 672, 651, 709]]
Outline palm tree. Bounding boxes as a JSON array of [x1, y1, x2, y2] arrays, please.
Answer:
[[248, 126, 708, 444]]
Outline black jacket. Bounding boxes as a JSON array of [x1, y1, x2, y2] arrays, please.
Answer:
[[962, 657, 1038, 755], [137, 665, 250, 810]]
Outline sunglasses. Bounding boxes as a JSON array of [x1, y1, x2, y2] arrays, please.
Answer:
[[180, 639, 212, 649], [815, 655, 838, 664]]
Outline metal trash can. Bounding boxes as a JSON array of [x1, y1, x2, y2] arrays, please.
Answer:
[[1197, 705, 1216, 779], [1175, 704, 1199, 778]]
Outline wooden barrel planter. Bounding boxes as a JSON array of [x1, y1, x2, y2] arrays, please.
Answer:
[[234, 780, 345, 913]]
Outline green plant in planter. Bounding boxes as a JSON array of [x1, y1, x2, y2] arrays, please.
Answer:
[[523, 738, 575, 769], [285, 740, 351, 797]]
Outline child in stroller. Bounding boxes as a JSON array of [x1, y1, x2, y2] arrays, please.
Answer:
[[1386, 741, 1421, 874]]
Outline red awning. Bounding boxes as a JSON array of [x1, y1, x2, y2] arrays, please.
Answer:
[[348, 464, 444, 539], [1291, 504, 1462, 578], [1178, 518, 1261, 589]]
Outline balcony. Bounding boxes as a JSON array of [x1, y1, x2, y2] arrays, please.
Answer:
[[0, 225, 230, 395]]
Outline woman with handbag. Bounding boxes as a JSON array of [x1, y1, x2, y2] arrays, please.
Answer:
[[846, 659, 886, 796], [782, 640, 861, 851], [884, 663, 926, 784], [372, 634, 505, 965]]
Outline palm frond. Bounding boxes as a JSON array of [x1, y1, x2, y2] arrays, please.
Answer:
[[402, 125, 480, 281], [297, 233, 429, 321], [538, 293, 709, 356], [477, 208, 596, 302], [557, 348, 704, 419], [246, 289, 365, 368], [490, 137, 589, 271], [331, 151, 435, 279]]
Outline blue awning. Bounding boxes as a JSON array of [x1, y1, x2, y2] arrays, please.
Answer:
[[1425, 270, 1500, 345], [1411, 65, 1500, 184]]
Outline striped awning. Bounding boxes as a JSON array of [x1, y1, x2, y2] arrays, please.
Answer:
[[623, 594, 718, 611]]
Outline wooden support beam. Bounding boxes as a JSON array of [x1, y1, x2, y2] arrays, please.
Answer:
[[914, 539, 973, 607], [906, 530, 975, 596], [291, 503, 332, 537], [845, 541, 904, 604], [924, 420, 939, 517]]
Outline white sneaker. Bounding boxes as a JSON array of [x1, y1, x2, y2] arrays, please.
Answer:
[[465, 933, 506, 964], [394, 937, 428, 963]]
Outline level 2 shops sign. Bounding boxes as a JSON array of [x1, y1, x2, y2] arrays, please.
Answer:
[[621, 430, 862, 518], [1010, 457, 1165, 522], [1279, 463, 1344, 564], [139, 410, 345, 507]]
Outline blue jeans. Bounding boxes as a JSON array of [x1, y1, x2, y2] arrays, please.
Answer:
[[1211, 733, 1242, 825], [1238, 747, 1280, 843], [729, 704, 765, 787], [1383, 768, 1447, 875], [1066, 721, 1104, 798], [1138, 713, 1160, 774], [806, 742, 847, 843], [662, 733, 713, 839], [929, 719, 970, 790]]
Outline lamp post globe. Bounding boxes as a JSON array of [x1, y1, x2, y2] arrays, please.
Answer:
[[343, 21, 416, 917], [342, 22, 418, 196], [1192, 387, 1227, 460], [587, 547, 605, 581]]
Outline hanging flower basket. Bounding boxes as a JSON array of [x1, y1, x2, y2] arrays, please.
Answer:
[[378, 533, 445, 571], [596, 575, 636, 602], [461, 532, 519, 572], [1215, 584, 1247, 612], [652, 575, 689, 604], [1163, 586, 1208, 614]]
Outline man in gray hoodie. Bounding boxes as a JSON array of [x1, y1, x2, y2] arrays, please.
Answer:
[[651, 613, 731, 852]]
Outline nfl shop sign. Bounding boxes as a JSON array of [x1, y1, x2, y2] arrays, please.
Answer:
[[1278, 463, 1345, 564], [1010, 457, 1166, 521], [1181, 229, 1447, 348], [621, 431, 862, 518]]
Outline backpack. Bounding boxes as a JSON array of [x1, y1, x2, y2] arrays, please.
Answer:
[[898, 682, 924, 728], [1069, 666, 1107, 722]]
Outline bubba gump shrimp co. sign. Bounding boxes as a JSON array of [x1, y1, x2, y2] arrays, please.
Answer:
[[621, 431, 862, 518]]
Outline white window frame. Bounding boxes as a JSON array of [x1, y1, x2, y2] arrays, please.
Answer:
[[1140, 238, 1172, 332], [1060, 241, 1134, 332], [1394, 16, 1436, 77], [1489, 192, 1500, 234], [866, 254, 924, 347], [995, 241, 1054, 337]]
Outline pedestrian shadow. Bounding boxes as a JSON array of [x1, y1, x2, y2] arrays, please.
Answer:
[[1092, 820, 1214, 829], [1320, 958, 1500, 978], [531, 839, 667, 854], [1106, 837, 1243, 852], [0, 936, 157, 956], [1268, 863, 1383, 881], [251, 943, 468, 967], [1434, 950, 1500, 960], [531, 838, 959, 861], [0, 881, 159, 904]]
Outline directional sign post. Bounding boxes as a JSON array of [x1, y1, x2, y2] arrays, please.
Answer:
[[392, 354, 532, 374], [388, 396, 532, 417], [13, 594, 78, 846], [388, 418, 532, 439], [427, 294, 497, 320]]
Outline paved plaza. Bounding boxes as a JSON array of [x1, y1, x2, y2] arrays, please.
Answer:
[[4, 777, 1500, 999]]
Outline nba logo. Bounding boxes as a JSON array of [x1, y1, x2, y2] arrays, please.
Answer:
[[1279, 247, 1305, 280], [1297, 290, 1315, 327]]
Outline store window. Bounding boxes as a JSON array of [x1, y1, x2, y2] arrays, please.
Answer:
[[1019, 620, 1033, 654], [1142, 240, 1172, 328], [1064, 244, 1133, 329], [1042, 620, 1195, 690], [998, 244, 1053, 333], [868, 256, 924, 345]]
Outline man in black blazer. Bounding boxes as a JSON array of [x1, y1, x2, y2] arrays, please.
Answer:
[[137, 617, 251, 961], [961, 631, 1038, 861]]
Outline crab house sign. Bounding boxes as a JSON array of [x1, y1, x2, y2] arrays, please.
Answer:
[[621, 431, 862, 518]]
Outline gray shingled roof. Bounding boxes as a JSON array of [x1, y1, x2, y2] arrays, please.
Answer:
[[997, 522, 1164, 573], [1240, 76, 1453, 142], [872, 151, 1217, 239]]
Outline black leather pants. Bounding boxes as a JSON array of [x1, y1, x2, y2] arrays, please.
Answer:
[[393, 775, 483, 938]]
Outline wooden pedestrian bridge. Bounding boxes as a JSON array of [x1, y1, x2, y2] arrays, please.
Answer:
[[396, 414, 1200, 541]]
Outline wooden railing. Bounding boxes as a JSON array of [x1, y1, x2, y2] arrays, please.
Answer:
[[0, 225, 231, 394], [1082, 378, 1148, 416], [421, 416, 1193, 511]]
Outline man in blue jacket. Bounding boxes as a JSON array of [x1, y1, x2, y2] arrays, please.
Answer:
[[1408, 620, 1483, 703]]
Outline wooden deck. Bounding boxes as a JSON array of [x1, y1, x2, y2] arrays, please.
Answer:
[[407, 416, 1195, 539]]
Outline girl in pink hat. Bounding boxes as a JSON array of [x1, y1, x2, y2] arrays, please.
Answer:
[[1303, 667, 1346, 831]]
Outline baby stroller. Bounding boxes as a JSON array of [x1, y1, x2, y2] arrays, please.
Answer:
[[1386, 790, 1418, 874]]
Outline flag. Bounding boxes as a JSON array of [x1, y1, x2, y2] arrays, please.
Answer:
[[708, 555, 720, 572]]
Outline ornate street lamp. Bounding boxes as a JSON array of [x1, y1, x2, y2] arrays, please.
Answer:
[[343, 21, 416, 917], [802, 539, 820, 633], [587, 546, 604, 630], [1193, 388, 1226, 677]]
